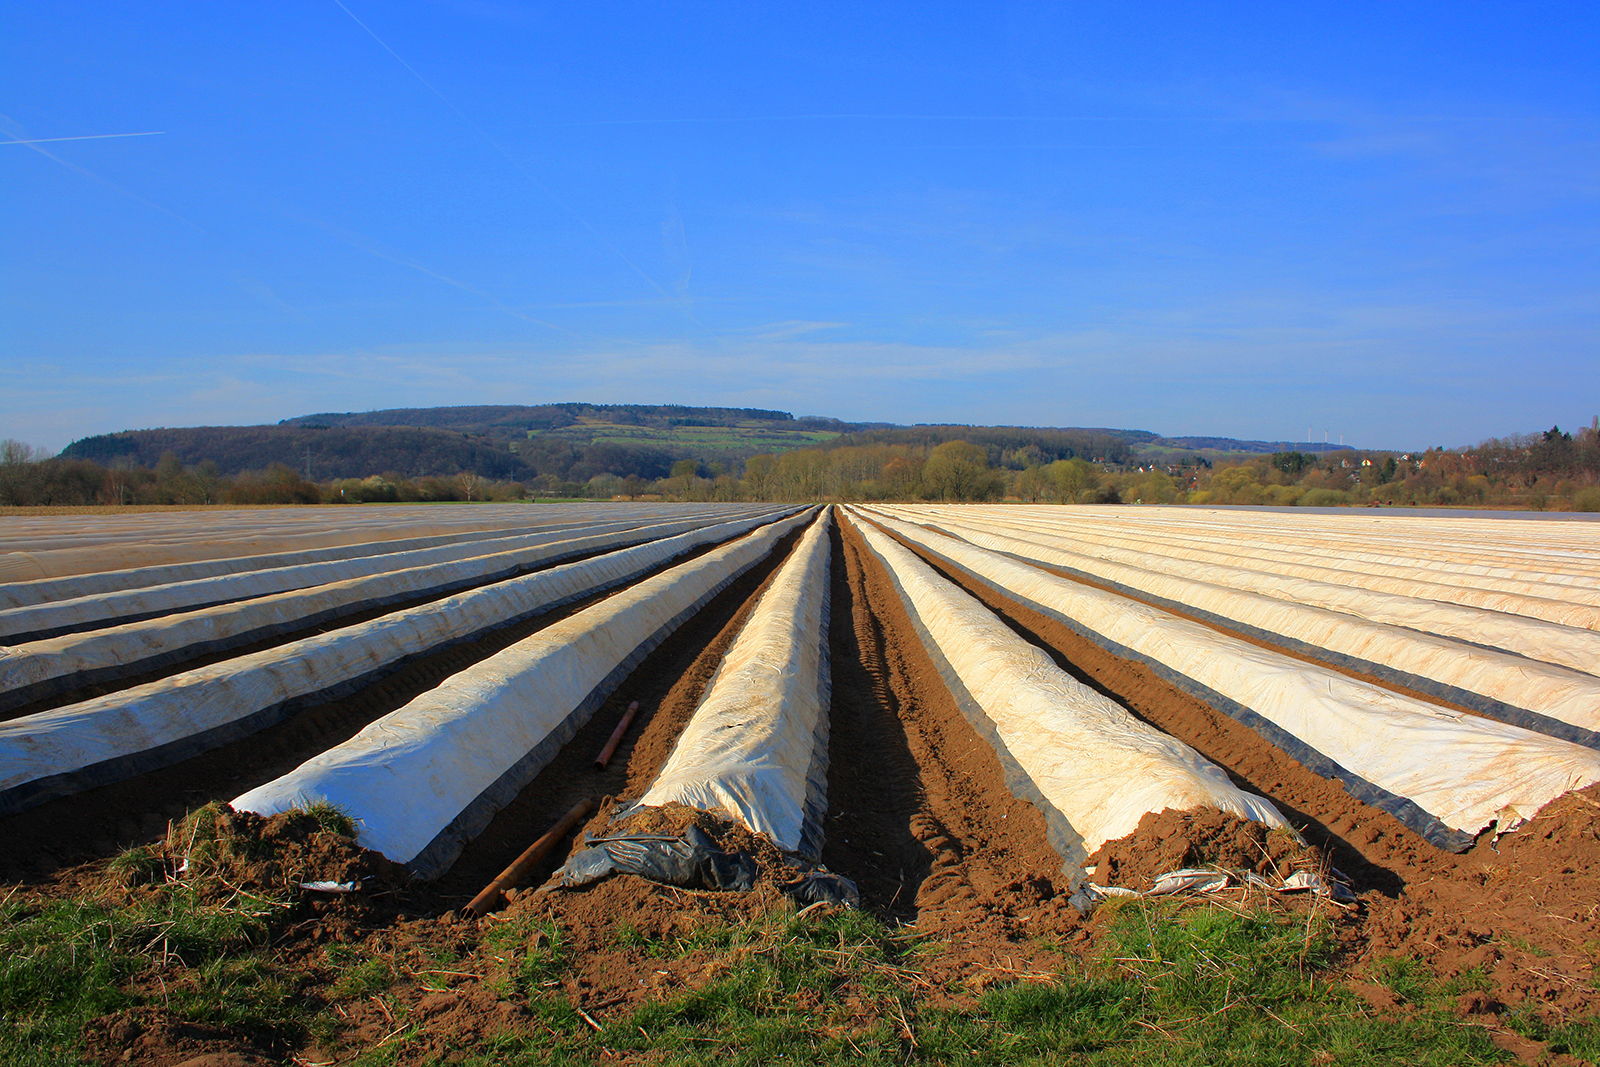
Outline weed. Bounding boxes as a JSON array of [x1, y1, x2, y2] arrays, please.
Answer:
[[1372, 955, 1435, 1004], [1545, 1016, 1600, 1059], [611, 920, 664, 954], [483, 914, 567, 995], [520, 921, 566, 987], [296, 801, 358, 839], [105, 844, 168, 888], [330, 956, 397, 999]]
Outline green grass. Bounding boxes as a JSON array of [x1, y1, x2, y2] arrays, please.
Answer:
[[423, 900, 1521, 1067], [4, 846, 1583, 1067], [0, 802, 365, 1065], [0, 882, 295, 1065]]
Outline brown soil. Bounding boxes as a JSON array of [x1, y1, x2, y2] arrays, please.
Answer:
[[1086, 806, 1330, 889], [503, 804, 816, 1020], [82, 1011, 276, 1067], [824, 514, 1080, 993], [1360, 784, 1600, 1015]]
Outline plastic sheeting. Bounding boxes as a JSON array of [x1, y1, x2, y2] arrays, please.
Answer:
[[858, 510, 1600, 851], [872, 507, 1600, 745], [0, 519, 590, 612], [935, 505, 1600, 605], [900, 508, 1600, 658], [0, 512, 781, 713], [0, 503, 621, 582], [635, 509, 833, 857], [930, 508, 1600, 630], [231, 509, 817, 878], [847, 513, 1288, 882], [0, 510, 799, 815], [0, 516, 723, 642], [0, 504, 763, 608]]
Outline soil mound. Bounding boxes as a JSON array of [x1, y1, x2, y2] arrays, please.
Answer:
[[610, 800, 791, 877], [149, 803, 401, 899], [1086, 806, 1329, 890]]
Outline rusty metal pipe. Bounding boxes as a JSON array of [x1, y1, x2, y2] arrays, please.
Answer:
[[593, 700, 640, 771], [462, 797, 594, 917]]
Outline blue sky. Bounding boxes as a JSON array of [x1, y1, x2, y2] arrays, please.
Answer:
[[3, 2, 1596, 453]]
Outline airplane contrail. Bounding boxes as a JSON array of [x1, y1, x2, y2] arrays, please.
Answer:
[[0, 131, 164, 145]]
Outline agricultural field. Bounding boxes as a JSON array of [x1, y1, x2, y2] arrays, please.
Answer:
[[2, 502, 1599, 1065], [528, 415, 842, 455]]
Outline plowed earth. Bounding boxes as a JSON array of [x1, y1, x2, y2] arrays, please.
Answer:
[[3, 509, 1598, 1066]]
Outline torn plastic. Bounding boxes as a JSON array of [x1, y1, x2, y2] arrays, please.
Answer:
[[556, 825, 758, 891], [1068, 865, 1358, 913], [779, 870, 861, 908]]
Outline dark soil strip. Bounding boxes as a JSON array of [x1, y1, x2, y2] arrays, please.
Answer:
[[874, 519, 1447, 898], [0, 536, 761, 884], [823, 514, 1072, 949], [427, 522, 814, 902]]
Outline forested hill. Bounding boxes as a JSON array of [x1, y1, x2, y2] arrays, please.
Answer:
[[58, 403, 1349, 483], [59, 425, 544, 482], [59, 403, 881, 482], [279, 403, 820, 433]]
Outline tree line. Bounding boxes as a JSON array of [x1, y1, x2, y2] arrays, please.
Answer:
[[6, 421, 1598, 511]]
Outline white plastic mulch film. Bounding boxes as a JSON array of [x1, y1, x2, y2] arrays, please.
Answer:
[[871, 504, 1600, 748], [0, 509, 796, 816], [637, 509, 833, 858], [858, 508, 1600, 851], [904, 507, 1600, 629], [0, 515, 688, 642], [0, 511, 779, 714], [0, 502, 745, 587], [846, 511, 1288, 884], [232, 509, 817, 879], [0, 504, 756, 607]]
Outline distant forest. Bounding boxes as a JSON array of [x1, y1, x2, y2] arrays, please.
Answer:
[[4, 404, 1596, 511]]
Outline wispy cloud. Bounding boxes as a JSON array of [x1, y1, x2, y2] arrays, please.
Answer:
[[0, 131, 164, 146]]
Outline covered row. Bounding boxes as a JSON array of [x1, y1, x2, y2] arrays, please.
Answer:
[[848, 511, 1287, 881], [636, 509, 835, 858], [233, 509, 818, 878], [858, 509, 1600, 851], [874, 506, 1600, 746], [0, 509, 787, 712], [0, 509, 800, 815]]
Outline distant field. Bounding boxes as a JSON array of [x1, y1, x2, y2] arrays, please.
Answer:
[[530, 418, 840, 454]]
